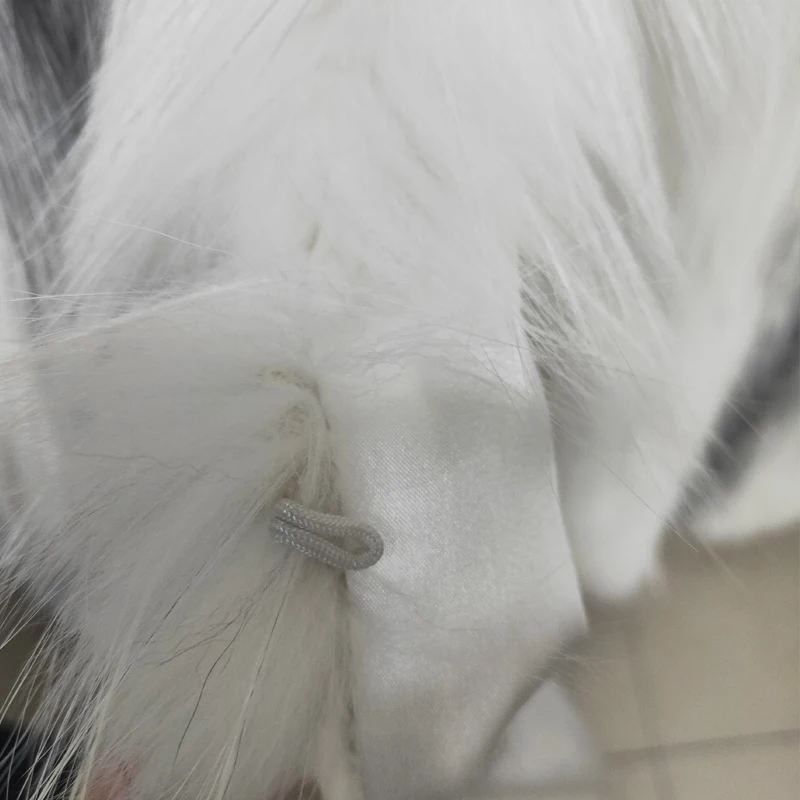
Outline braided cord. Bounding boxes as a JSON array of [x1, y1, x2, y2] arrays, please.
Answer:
[[270, 499, 384, 570]]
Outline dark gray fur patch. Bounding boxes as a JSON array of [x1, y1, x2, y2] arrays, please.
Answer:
[[703, 304, 799, 487], [0, 0, 105, 298], [680, 228, 800, 522]]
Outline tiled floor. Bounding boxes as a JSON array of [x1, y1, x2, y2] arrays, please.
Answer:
[[1, 527, 798, 800], [562, 525, 800, 800]]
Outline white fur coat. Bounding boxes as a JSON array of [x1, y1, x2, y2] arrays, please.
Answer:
[[0, 2, 798, 798]]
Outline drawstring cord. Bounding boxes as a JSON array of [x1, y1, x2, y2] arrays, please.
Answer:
[[270, 499, 384, 570]]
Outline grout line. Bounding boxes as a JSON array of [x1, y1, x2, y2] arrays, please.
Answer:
[[622, 621, 676, 800], [607, 728, 800, 763]]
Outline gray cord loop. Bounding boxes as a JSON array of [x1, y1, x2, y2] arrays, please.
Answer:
[[270, 499, 384, 570]]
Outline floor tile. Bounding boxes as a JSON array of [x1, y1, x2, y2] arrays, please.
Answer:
[[628, 528, 800, 746], [605, 757, 659, 800], [666, 735, 800, 800], [562, 614, 647, 753]]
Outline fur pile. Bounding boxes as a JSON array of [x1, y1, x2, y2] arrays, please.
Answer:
[[0, 1, 798, 798]]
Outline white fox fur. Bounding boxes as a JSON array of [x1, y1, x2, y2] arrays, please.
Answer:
[[0, 1, 798, 798]]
